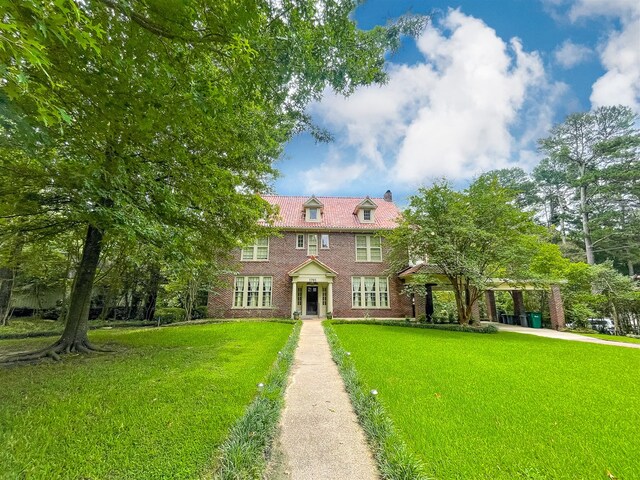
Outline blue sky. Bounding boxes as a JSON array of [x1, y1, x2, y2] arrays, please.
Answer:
[[274, 0, 640, 205]]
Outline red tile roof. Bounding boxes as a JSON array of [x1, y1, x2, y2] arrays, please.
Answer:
[[262, 195, 401, 230]]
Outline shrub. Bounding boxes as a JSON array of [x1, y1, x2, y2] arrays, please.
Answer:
[[154, 307, 186, 325], [41, 309, 61, 320], [191, 306, 208, 320]]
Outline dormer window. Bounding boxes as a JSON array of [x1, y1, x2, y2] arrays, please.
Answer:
[[303, 195, 323, 222], [355, 197, 377, 223]]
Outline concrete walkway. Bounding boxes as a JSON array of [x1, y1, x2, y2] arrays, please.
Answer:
[[493, 322, 640, 349], [274, 320, 379, 480]]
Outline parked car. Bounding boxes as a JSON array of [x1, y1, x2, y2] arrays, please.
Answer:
[[588, 318, 615, 334]]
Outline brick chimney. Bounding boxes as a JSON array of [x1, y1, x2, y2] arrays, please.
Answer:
[[383, 190, 392, 202]]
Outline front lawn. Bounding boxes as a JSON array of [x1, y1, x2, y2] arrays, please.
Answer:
[[0, 321, 293, 479], [577, 332, 640, 344], [331, 324, 640, 479]]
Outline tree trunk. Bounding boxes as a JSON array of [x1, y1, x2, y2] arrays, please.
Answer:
[[59, 224, 103, 345], [0, 241, 22, 326], [579, 184, 595, 264], [2, 224, 106, 362], [0, 266, 14, 326], [143, 263, 160, 321], [628, 258, 635, 277], [610, 299, 621, 336]]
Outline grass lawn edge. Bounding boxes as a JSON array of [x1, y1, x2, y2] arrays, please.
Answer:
[[323, 321, 430, 480], [204, 320, 302, 479], [331, 318, 498, 334]]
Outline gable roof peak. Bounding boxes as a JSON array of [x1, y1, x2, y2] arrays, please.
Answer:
[[303, 195, 324, 207]]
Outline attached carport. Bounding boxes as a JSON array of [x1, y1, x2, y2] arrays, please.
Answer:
[[398, 264, 566, 330]]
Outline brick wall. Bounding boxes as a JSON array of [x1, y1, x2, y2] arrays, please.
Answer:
[[208, 231, 412, 318]]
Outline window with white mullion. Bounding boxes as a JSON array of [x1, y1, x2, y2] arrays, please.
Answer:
[[241, 237, 269, 261], [234, 277, 245, 307], [308, 234, 318, 256], [355, 234, 382, 262], [233, 276, 272, 308], [351, 276, 389, 308]]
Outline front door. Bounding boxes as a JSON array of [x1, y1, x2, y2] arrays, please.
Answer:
[[306, 285, 318, 315]]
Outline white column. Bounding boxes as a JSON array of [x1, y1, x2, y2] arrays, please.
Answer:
[[327, 281, 333, 315], [291, 280, 298, 317]]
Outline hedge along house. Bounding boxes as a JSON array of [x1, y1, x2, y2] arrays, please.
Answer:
[[207, 192, 414, 319]]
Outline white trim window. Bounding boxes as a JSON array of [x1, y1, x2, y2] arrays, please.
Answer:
[[308, 234, 318, 256], [355, 234, 382, 262], [321, 234, 329, 249], [296, 233, 305, 249], [352, 276, 389, 308], [241, 238, 269, 261], [233, 276, 273, 308]]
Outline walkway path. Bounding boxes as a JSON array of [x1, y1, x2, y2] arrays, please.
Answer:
[[274, 320, 379, 479], [494, 322, 640, 349]]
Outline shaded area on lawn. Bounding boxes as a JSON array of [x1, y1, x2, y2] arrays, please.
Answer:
[[0, 322, 293, 480], [333, 324, 640, 480]]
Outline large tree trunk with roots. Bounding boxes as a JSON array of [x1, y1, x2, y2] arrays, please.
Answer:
[[3, 224, 106, 362]]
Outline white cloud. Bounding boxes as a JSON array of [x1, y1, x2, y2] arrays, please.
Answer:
[[566, 0, 640, 110], [305, 9, 556, 190], [554, 40, 592, 68], [301, 147, 366, 194]]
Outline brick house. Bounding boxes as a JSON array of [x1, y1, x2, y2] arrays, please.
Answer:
[[207, 192, 413, 319]]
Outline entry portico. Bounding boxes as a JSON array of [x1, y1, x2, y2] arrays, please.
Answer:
[[288, 257, 337, 318]]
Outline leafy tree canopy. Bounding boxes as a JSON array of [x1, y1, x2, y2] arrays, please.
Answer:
[[387, 175, 549, 324], [0, 0, 426, 360]]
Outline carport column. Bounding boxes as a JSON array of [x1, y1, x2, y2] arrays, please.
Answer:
[[549, 284, 566, 330], [425, 284, 435, 321], [485, 290, 497, 322], [512, 290, 526, 325], [291, 280, 298, 318], [327, 282, 333, 315]]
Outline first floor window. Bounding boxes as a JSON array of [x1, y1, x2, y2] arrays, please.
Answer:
[[352, 276, 389, 308], [233, 276, 272, 308]]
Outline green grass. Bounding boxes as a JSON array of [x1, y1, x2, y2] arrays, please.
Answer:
[[0, 321, 293, 480], [0, 317, 156, 338], [577, 332, 640, 344], [331, 324, 640, 480]]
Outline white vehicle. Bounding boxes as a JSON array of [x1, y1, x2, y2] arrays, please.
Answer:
[[588, 318, 615, 334]]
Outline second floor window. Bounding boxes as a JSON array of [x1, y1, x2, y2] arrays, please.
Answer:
[[296, 233, 305, 249], [355, 234, 382, 262], [321, 234, 329, 249], [308, 234, 318, 256], [241, 237, 269, 261]]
